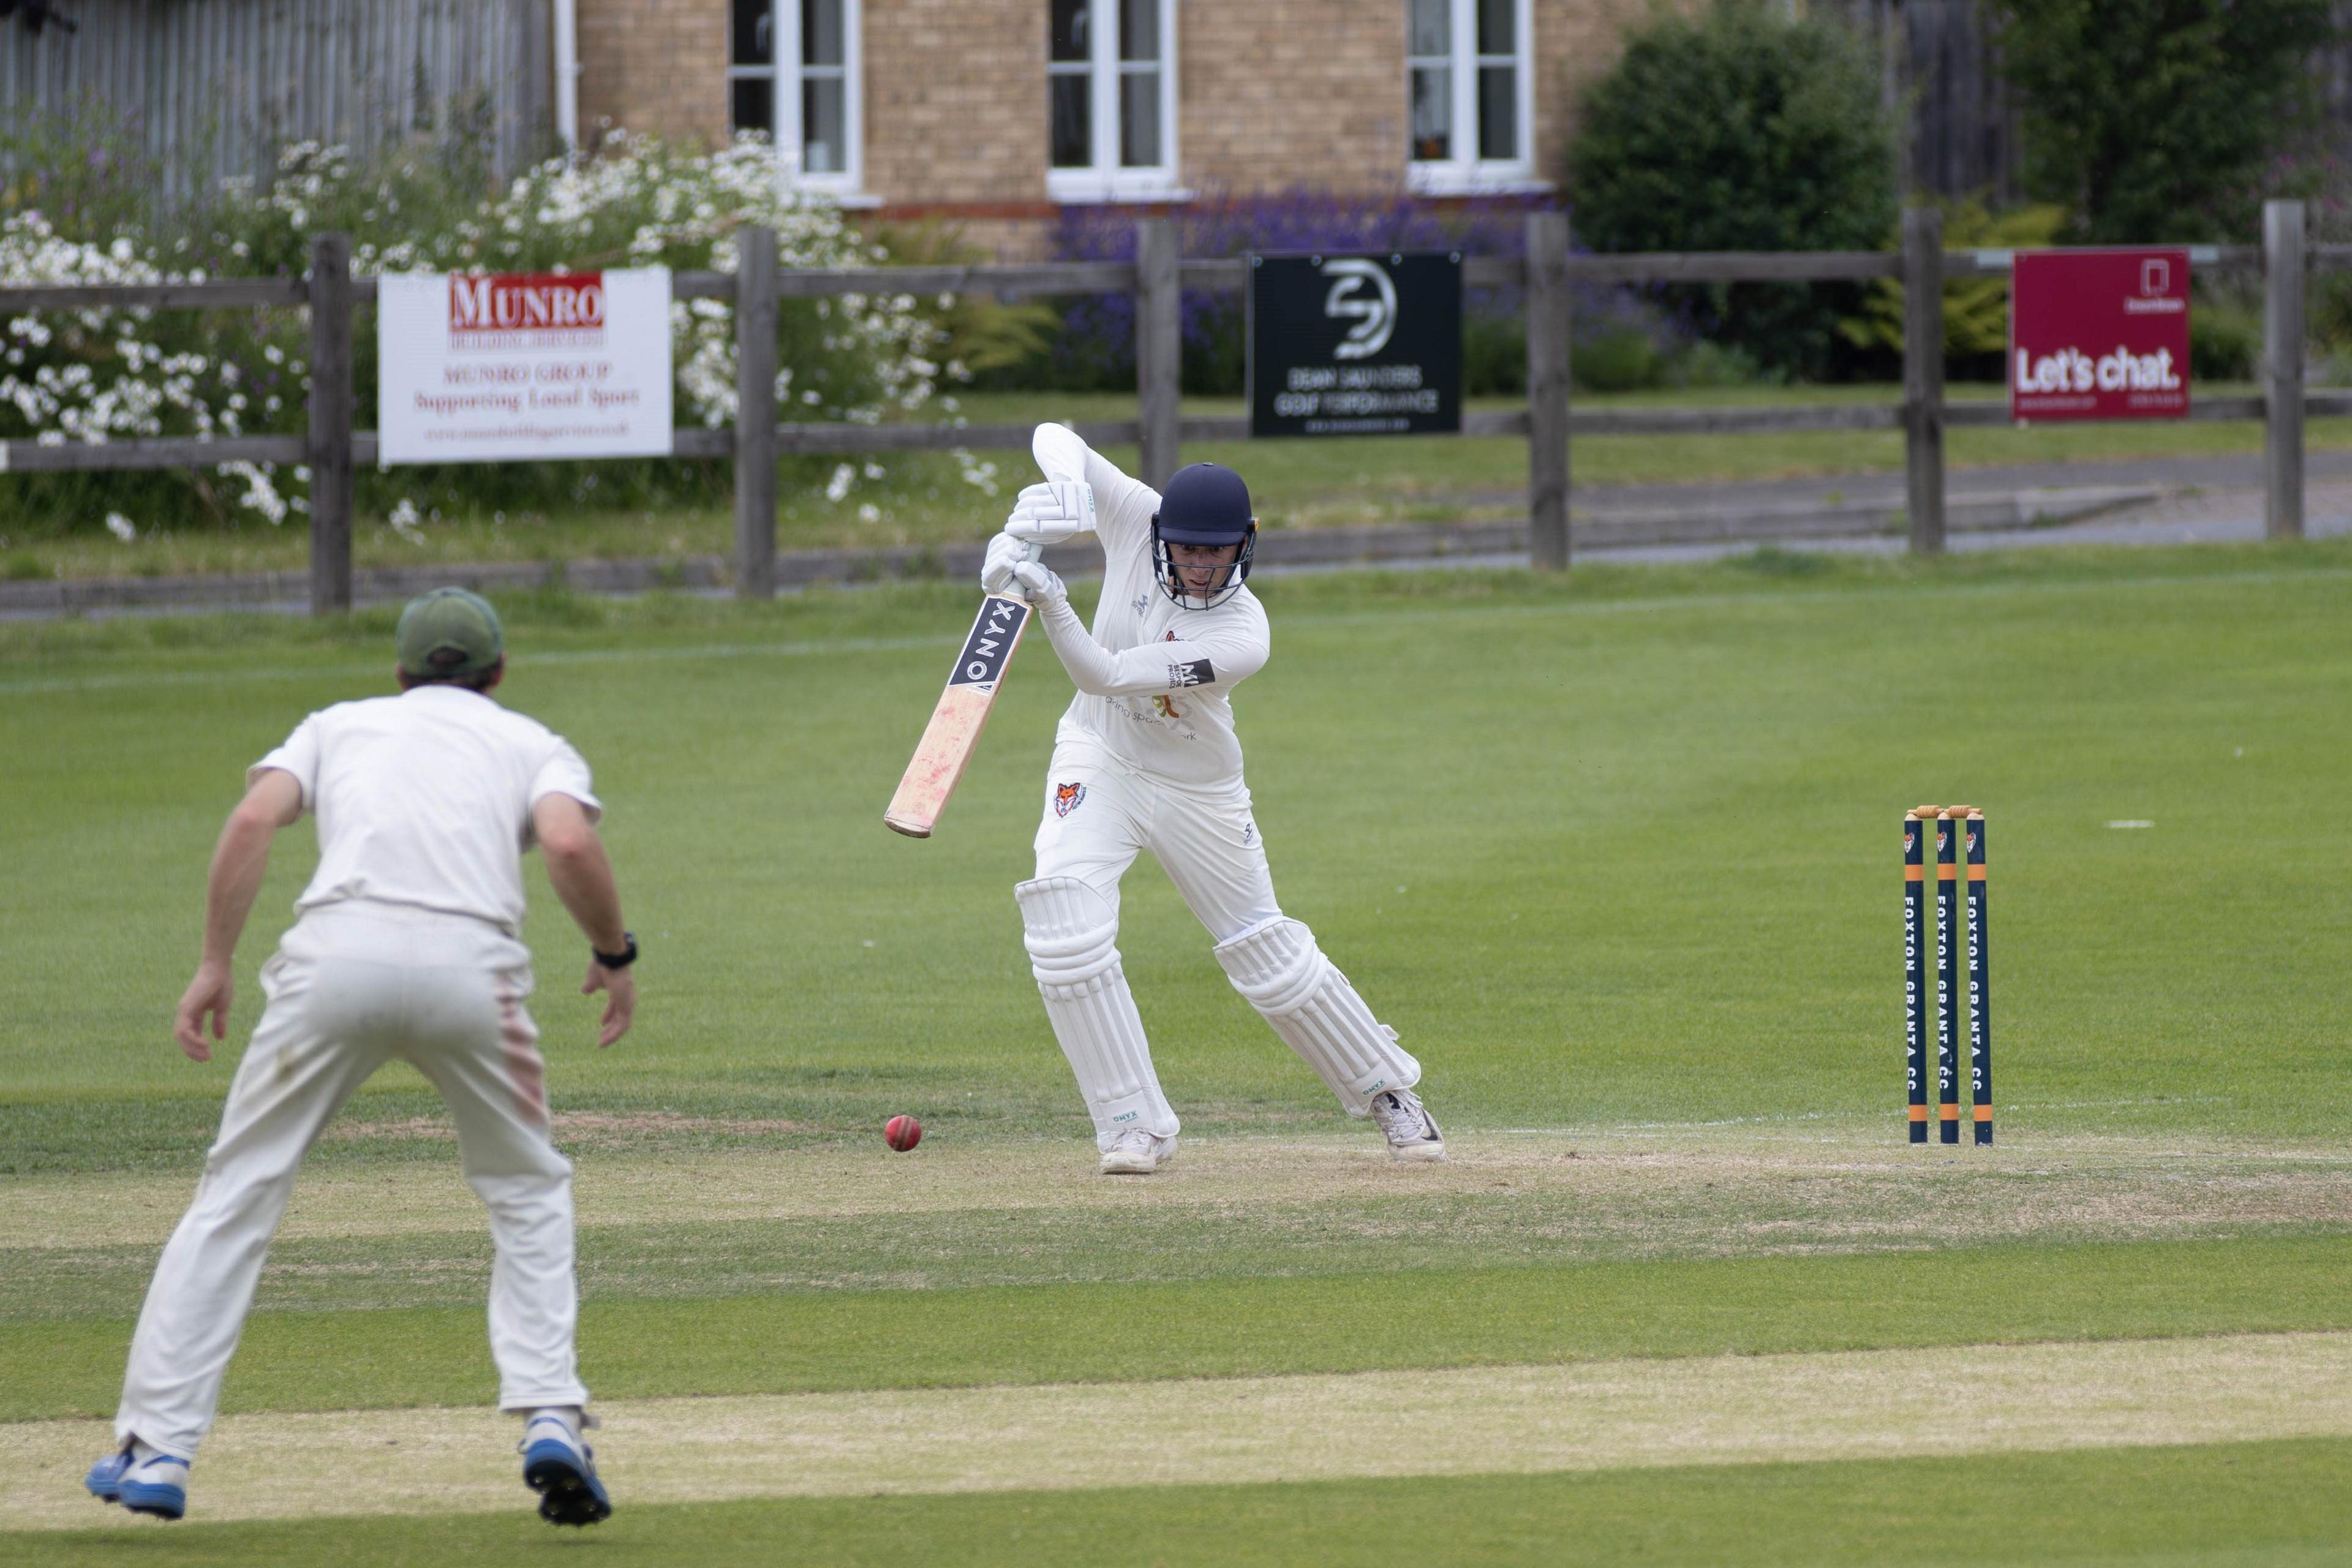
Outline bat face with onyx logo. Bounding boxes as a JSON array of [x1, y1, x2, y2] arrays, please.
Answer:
[[883, 595, 1036, 838]]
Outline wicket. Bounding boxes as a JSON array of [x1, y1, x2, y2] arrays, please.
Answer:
[[1904, 805, 1992, 1145]]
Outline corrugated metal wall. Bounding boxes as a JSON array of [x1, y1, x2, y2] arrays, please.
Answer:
[[0, 0, 552, 207]]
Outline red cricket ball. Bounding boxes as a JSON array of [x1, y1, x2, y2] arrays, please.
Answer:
[[884, 1114, 922, 1152]]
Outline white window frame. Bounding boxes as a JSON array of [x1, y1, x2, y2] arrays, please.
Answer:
[[728, 0, 870, 202], [1406, 0, 1542, 197], [1046, 0, 1185, 205]]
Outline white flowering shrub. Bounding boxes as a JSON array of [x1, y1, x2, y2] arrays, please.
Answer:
[[0, 211, 311, 530], [1, 131, 981, 538]]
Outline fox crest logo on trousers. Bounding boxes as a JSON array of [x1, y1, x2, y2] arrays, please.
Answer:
[[1054, 782, 1087, 818]]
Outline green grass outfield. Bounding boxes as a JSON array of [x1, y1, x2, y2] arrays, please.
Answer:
[[4, 541, 2351, 1559], [9, 1237, 2352, 1421]]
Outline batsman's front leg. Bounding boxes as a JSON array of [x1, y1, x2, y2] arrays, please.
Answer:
[[1212, 916, 1420, 1115], [1213, 917, 1444, 1161]]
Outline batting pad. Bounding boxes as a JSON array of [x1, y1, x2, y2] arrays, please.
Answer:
[[1213, 917, 1419, 1116], [1017, 877, 1178, 1149]]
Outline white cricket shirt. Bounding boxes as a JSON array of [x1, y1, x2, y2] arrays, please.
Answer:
[[251, 684, 601, 936], [1037, 441, 1271, 786]]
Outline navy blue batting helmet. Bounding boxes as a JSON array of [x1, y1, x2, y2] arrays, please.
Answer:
[[1152, 463, 1256, 606]]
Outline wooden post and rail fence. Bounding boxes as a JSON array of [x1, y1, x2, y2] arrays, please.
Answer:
[[0, 202, 2340, 616]]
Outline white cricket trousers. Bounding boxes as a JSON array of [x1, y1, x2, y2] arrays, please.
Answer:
[[1033, 741, 1280, 947], [116, 902, 587, 1460]]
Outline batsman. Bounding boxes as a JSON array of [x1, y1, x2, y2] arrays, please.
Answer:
[[981, 426, 1442, 1174]]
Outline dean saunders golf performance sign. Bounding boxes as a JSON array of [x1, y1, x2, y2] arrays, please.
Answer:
[[1248, 251, 1461, 437]]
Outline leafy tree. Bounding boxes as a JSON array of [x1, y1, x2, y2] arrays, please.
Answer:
[[1569, 2, 1897, 378], [1985, 0, 2336, 242]]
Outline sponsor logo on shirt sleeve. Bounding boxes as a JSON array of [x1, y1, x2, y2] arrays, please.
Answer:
[[1169, 658, 1215, 688]]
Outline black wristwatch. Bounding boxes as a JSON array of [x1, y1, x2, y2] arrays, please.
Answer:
[[593, 932, 639, 970]]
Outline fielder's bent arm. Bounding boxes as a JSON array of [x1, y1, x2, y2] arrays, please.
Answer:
[[533, 793, 637, 1047], [174, 768, 304, 1061]]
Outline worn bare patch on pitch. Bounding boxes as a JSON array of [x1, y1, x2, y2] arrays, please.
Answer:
[[8, 1126, 2350, 1256], [8, 1330, 2351, 1530]]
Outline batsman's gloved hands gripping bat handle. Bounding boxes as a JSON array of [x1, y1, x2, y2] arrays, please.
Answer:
[[979, 530, 1044, 596], [1006, 559, 1066, 607]]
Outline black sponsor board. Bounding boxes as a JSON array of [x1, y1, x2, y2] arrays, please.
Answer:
[[1247, 251, 1461, 438]]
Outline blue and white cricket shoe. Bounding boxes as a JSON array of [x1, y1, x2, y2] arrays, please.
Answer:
[[82, 1448, 132, 1504], [86, 1445, 188, 1520], [519, 1412, 611, 1526]]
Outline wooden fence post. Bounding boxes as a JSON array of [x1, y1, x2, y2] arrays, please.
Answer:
[[1525, 211, 1572, 570], [2264, 198, 2305, 541], [734, 224, 780, 598], [1134, 217, 1182, 489], [1901, 206, 1945, 555], [305, 232, 354, 615]]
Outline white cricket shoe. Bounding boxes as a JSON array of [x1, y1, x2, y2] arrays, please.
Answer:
[[1099, 1128, 1177, 1174], [1371, 1088, 1446, 1161]]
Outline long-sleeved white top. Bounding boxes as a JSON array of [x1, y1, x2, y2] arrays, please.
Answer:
[[1031, 433, 1270, 786]]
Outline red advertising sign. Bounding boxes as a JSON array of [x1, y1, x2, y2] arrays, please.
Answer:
[[2009, 249, 2190, 421]]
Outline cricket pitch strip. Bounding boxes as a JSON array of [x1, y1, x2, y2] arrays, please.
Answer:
[[7, 1330, 2351, 1530], [7, 1125, 2351, 1256]]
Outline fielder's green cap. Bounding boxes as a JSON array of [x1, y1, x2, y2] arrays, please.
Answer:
[[396, 587, 504, 678]]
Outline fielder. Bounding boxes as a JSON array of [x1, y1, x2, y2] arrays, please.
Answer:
[[981, 425, 1442, 1174], [85, 589, 636, 1526]]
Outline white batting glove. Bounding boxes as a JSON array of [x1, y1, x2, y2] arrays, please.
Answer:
[[1005, 480, 1096, 546], [979, 530, 1038, 596], [1008, 558, 1066, 608]]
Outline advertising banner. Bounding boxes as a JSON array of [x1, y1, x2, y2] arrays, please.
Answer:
[[2009, 249, 2189, 422], [1248, 252, 1461, 437], [377, 269, 674, 464]]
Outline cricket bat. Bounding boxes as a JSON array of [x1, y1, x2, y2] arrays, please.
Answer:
[[881, 589, 1033, 838], [882, 428, 1084, 839]]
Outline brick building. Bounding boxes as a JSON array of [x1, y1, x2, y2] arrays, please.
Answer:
[[578, 0, 1659, 255]]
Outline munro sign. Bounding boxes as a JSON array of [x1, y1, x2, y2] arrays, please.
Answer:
[[377, 268, 675, 464]]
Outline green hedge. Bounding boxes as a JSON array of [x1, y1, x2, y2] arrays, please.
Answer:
[[1567, 2, 1898, 380]]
